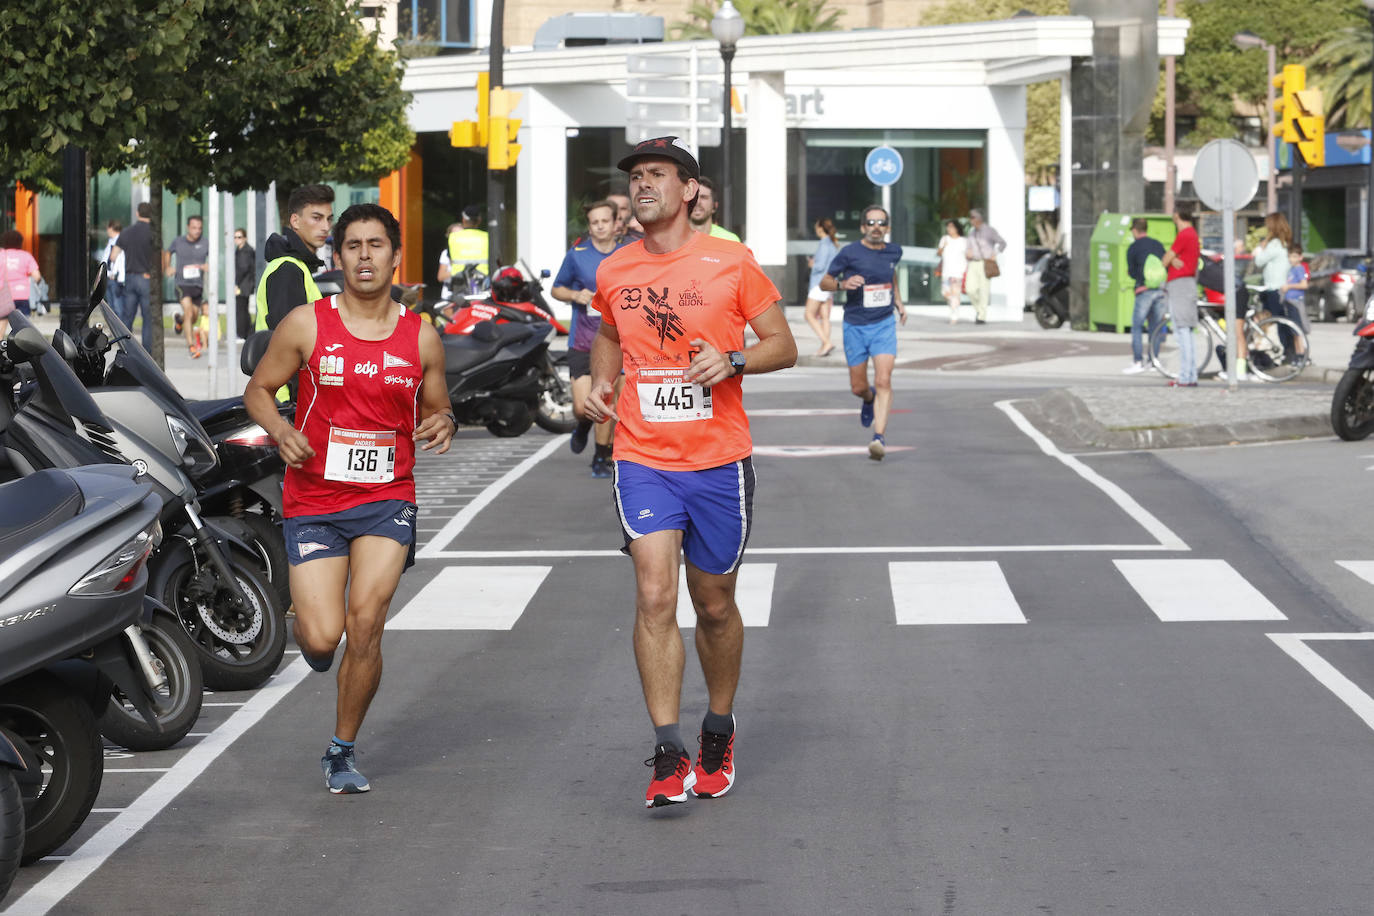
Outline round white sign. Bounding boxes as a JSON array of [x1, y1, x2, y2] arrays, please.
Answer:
[[1192, 139, 1259, 212]]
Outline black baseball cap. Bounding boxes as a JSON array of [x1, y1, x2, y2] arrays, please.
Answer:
[[617, 136, 701, 180]]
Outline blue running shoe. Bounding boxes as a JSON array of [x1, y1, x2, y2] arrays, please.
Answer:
[[302, 648, 335, 672], [859, 388, 875, 428], [868, 434, 886, 461], [570, 420, 592, 454], [322, 744, 370, 794], [591, 456, 613, 479]]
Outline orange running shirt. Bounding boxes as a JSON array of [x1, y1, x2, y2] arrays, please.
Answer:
[[592, 232, 779, 471]]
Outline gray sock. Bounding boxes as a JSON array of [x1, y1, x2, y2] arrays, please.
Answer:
[[653, 723, 682, 752], [702, 711, 734, 736]]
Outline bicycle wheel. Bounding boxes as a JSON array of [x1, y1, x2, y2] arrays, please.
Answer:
[[1148, 321, 1210, 380], [1247, 316, 1308, 382]]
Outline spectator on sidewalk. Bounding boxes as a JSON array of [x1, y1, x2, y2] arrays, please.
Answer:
[[102, 219, 126, 323], [963, 208, 1005, 324], [1122, 218, 1166, 375], [1, 230, 43, 321], [804, 217, 839, 355], [234, 228, 255, 339], [937, 219, 968, 325], [112, 202, 157, 350], [1160, 203, 1200, 387], [1279, 244, 1311, 366]]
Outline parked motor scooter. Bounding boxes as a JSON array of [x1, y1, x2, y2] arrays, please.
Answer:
[[9, 280, 283, 694], [444, 319, 563, 437], [1332, 293, 1374, 440], [0, 329, 173, 866], [1033, 253, 1071, 329]]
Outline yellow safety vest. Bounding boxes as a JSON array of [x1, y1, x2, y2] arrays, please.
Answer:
[[709, 224, 741, 242], [253, 256, 322, 332], [447, 228, 489, 275]]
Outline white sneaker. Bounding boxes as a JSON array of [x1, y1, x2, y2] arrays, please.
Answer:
[[1122, 362, 1147, 375]]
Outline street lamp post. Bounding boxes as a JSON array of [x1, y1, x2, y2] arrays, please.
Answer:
[[1233, 30, 1278, 214], [710, 1, 744, 233], [1364, 1, 1374, 264]]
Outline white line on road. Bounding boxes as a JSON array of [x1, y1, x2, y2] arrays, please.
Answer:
[[417, 544, 1178, 560], [1115, 559, 1287, 622], [1335, 561, 1374, 586], [3, 658, 313, 916], [994, 400, 1189, 551], [1268, 632, 1374, 731], [890, 561, 1027, 625], [390, 565, 552, 630], [416, 436, 565, 559]]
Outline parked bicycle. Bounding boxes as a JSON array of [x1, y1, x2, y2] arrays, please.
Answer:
[[1149, 301, 1309, 382]]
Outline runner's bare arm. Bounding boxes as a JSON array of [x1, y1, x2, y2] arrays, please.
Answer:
[[893, 278, 907, 325], [244, 305, 317, 468], [585, 322, 624, 424], [414, 322, 455, 454], [686, 302, 797, 387]]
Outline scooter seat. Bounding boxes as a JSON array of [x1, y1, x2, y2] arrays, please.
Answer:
[[442, 321, 535, 373], [0, 469, 83, 558], [187, 397, 244, 424]]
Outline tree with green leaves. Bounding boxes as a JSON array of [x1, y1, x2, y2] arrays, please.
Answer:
[[672, 0, 844, 40], [0, 0, 206, 191], [142, 0, 414, 221], [1307, 26, 1374, 130]]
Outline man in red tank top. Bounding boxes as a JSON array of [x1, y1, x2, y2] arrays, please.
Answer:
[[245, 204, 455, 794]]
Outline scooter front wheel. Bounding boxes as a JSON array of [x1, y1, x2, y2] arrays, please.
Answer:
[[1332, 368, 1374, 440], [1033, 297, 1065, 329], [0, 766, 21, 901], [0, 673, 102, 864], [533, 356, 577, 434], [98, 611, 204, 752]]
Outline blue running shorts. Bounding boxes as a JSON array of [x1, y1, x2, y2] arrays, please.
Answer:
[[612, 459, 756, 575], [283, 499, 418, 570], [843, 314, 898, 367]]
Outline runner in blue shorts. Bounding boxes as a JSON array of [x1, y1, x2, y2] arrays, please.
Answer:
[[821, 205, 907, 460]]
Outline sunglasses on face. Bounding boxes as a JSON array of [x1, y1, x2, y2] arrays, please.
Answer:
[[864, 219, 889, 227]]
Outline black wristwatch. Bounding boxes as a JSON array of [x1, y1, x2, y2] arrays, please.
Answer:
[[728, 350, 746, 377]]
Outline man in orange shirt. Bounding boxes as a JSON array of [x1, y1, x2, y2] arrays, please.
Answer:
[[584, 136, 797, 809]]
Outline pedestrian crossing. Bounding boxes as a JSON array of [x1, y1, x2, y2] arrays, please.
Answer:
[[387, 557, 1293, 631]]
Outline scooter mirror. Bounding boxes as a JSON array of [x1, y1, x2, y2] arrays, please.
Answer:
[[50, 329, 78, 363], [7, 326, 50, 360], [86, 262, 108, 321]]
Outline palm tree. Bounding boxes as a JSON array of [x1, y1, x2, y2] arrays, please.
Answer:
[[671, 0, 844, 40], [1307, 27, 1371, 129]]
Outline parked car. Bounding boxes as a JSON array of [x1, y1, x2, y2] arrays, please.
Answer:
[[1304, 249, 1367, 322]]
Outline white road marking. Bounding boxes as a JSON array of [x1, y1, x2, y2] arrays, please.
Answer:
[[749, 408, 911, 417], [1335, 560, 1374, 585], [995, 400, 1189, 551], [752, 445, 915, 458], [889, 561, 1027, 625], [389, 565, 551, 630], [4, 658, 313, 916], [1114, 559, 1287, 621], [416, 437, 565, 558], [675, 564, 775, 629], [1268, 632, 1374, 731], [418, 543, 1178, 561]]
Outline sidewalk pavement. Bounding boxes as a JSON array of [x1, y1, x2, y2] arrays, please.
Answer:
[[787, 304, 1349, 451], [32, 302, 1351, 452]]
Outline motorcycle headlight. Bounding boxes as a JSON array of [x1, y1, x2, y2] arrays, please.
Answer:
[[222, 423, 276, 448], [70, 519, 161, 595], [167, 415, 218, 476]]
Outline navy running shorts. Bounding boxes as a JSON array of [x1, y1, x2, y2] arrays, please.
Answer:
[[283, 499, 417, 569], [612, 458, 755, 575]]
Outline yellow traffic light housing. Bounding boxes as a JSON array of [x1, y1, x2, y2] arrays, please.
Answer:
[[449, 72, 491, 149], [1294, 88, 1325, 167], [1271, 64, 1305, 143], [488, 87, 523, 170]]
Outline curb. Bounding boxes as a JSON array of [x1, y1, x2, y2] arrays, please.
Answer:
[[1016, 388, 1332, 452]]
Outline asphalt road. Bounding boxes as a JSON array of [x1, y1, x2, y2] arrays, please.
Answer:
[[8, 367, 1374, 916]]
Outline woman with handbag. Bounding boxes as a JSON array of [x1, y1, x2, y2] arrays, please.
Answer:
[[963, 208, 1005, 324], [804, 217, 840, 356]]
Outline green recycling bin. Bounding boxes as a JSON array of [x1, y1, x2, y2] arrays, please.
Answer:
[[1088, 212, 1177, 332]]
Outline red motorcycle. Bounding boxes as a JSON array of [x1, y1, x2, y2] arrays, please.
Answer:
[[423, 265, 575, 435]]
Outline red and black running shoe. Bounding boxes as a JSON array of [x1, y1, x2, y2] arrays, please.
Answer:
[[691, 716, 736, 799], [644, 743, 695, 808]]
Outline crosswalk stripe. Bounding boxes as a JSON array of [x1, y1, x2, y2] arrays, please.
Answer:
[[1335, 560, 1374, 586], [1114, 559, 1287, 621], [676, 564, 776, 629], [889, 561, 1027, 625], [389, 565, 551, 630]]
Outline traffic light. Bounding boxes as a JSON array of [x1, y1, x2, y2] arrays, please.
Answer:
[[449, 72, 491, 148], [488, 87, 523, 170], [1271, 64, 1304, 144], [1294, 88, 1325, 167]]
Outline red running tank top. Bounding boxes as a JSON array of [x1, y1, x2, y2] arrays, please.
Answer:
[[283, 296, 425, 518]]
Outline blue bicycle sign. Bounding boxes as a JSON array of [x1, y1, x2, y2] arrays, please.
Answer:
[[864, 146, 904, 187]]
